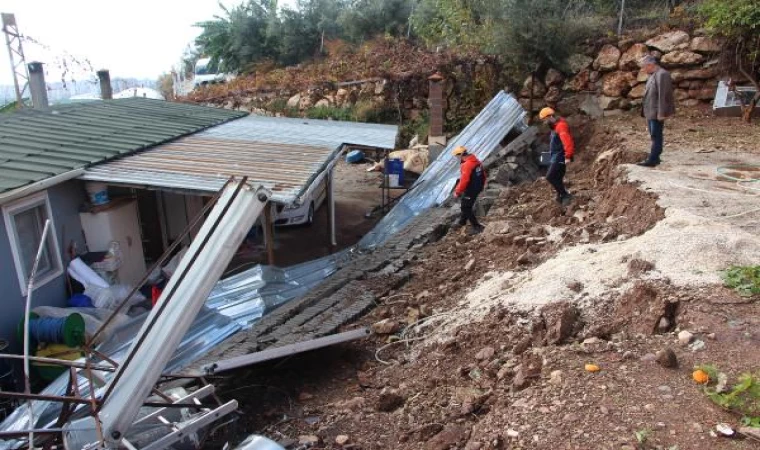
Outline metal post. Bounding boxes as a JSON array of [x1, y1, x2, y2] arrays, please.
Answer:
[[328, 167, 336, 248], [263, 202, 275, 265], [23, 219, 51, 446], [2, 13, 29, 107], [618, 0, 625, 36]]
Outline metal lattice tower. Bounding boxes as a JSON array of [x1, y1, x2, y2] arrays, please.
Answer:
[[2, 13, 29, 107]]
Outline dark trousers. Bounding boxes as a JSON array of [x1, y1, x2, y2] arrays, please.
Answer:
[[546, 162, 568, 199], [459, 194, 481, 227], [647, 119, 664, 163]]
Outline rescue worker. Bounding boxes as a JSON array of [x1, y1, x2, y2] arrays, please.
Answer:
[[452, 146, 486, 234], [539, 107, 575, 205]]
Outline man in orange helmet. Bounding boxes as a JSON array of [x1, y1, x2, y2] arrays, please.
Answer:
[[539, 107, 574, 205], [452, 145, 487, 234]]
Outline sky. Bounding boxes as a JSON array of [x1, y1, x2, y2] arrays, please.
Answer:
[[0, 0, 297, 86]]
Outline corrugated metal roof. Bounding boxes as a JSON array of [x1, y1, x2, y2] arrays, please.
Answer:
[[81, 114, 398, 203], [0, 98, 246, 194], [200, 115, 398, 149], [81, 136, 339, 203]]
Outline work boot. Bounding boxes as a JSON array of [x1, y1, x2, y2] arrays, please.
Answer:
[[468, 224, 485, 235], [637, 160, 659, 167], [560, 193, 574, 206]]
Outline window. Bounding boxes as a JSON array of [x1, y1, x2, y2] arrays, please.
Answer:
[[3, 191, 63, 295]]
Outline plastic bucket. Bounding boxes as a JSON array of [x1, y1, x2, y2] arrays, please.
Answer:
[[386, 158, 404, 188], [86, 182, 109, 206]]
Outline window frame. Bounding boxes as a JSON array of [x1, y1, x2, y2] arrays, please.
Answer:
[[2, 191, 63, 296]]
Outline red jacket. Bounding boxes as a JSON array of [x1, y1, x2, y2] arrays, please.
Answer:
[[455, 154, 487, 196], [552, 118, 575, 160]]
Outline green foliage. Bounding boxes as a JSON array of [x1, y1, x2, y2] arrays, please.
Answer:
[[696, 364, 760, 426], [304, 105, 356, 120], [634, 428, 651, 444], [699, 0, 760, 80], [722, 265, 760, 297], [338, 0, 412, 43]]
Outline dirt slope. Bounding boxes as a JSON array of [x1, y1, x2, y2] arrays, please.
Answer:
[[208, 109, 760, 450]]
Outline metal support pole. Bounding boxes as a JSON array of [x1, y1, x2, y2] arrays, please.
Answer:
[[618, 0, 625, 36], [328, 167, 336, 248], [263, 202, 275, 265]]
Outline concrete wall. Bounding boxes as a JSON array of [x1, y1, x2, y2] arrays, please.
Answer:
[[0, 180, 87, 353]]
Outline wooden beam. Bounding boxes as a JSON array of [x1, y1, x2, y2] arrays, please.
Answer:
[[263, 202, 275, 265]]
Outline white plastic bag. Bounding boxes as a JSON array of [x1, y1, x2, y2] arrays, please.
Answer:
[[85, 284, 146, 310]]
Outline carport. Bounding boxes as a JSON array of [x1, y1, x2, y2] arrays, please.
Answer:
[[81, 115, 398, 265]]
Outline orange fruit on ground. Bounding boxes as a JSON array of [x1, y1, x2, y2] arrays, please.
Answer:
[[692, 369, 709, 384]]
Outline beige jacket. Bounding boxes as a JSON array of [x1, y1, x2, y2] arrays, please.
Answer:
[[643, 67, 676, 120]]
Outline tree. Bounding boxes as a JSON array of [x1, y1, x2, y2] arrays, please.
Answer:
[[700, 0, 760, 122], [338, 0, 413, 43]]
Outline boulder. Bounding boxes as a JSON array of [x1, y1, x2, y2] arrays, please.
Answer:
[[670, 70, 686, 83], [567, 54, 593, 74], [661, 51, 705, 67], [680, 98, 700, 107], [593, 44, 622, 72], [618, 38, 635, 53], [579, 94, 604, 118], [315, 98, 330, 108], [690, 36, 722, 53], [599, 95, 624, 110], [541, 302, 578, 345], [646, 30, 690, 53], [628, 84, 647, 99], [374, 79, 388, 95], [544, 86, 562, 103], [545, 68, 565, 87], [299, 94, 315, 110], [636, 69, 649, 83], [602, 71, 636, 97], [675, 89, 690, 101], [566, 69, 591, 92], [286, 93, 301, 109], [518, 98, 542, 113], [589, 71, 601, 83], [520, 76, 547, 98], [682, 67, 719, 80], [619, 43, 650, 71], [693, 87, 716, 100]]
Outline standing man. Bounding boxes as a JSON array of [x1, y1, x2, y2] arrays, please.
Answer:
[[640, 55, 675, 167], [539, 107, 575, 205], [452, 146, 486, 234]]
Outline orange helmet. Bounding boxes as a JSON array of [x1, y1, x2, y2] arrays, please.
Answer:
[[452, 146, 468, 156], [539, 107, 556, 120]]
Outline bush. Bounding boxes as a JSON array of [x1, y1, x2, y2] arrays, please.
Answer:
[[722, 265, 760, 297]]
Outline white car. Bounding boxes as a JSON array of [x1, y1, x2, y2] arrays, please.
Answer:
[[193, 58, 227, 88], [274, 172, 328, 226]]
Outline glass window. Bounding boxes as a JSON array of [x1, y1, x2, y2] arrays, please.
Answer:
[[3, 192, 62, 295]]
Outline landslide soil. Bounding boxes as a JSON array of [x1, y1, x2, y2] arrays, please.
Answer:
[[208, 110, 760, 450]]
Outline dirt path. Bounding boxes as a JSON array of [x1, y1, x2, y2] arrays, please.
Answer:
[[210, 109, 760, 450]]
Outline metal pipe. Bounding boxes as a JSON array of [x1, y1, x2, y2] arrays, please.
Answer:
[[23, 218, 51, 445], [0, 353, 114, 372]]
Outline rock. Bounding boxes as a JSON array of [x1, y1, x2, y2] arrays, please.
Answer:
[[512, 335, 533, 355], [619, 43, 649, 71], [681, 67, 719, 80], [521, 76, 547, 98], [628, 84, 647, 99], [541, 302, 578, 344], [372, 319, 400, 335], [298, 435, 320, 446], [506, 429, 520, 438], [334, 396, 366, 412], [464, 442, 483, 450], [677, 330, 694, 345], [680, 98, 700, 107], [286, 93, 301, 109], [689, 339, 706, 352], [315, 98, 330, 108], [545, 68, 565, 86], [589, 71, 601, 83], [513, 354, 543, 391], [602, 71, 636, 97], [593, 44, 622, 72], [299, 95, 314, 110], [636, 69, 649, 83], [475, 346, 495, 361], [579, 93, 604, 118], [598, 95, 623, 111], [334, 435, 350, 446], [646, 30, 690, 53], [690, 36, 722, 53], [549, 369, 563, 386], [566, 69, 591, 92], [675, 89, 690, 101], [656, 348, 679, 369], [544, 86, 562, 103], [693, 86, 716, 100], [641, 353, 657, 362], [298, 392, 315, 401], [376, 391, 405, 412], [497, 364, 513, 381], [661, 51, 705, 67], [567, 54, 593, 74], [425, 424, 469, 450], [464, 259, 476, 272]]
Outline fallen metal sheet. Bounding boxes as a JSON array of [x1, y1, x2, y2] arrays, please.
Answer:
[[199, 115, 399, 150], [360, 91, 526, 248], [201, 327, 371, 375], [713, 80, 759, 117]]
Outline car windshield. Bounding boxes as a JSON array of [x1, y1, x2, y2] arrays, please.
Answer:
[[195, 63, 210, 75]]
